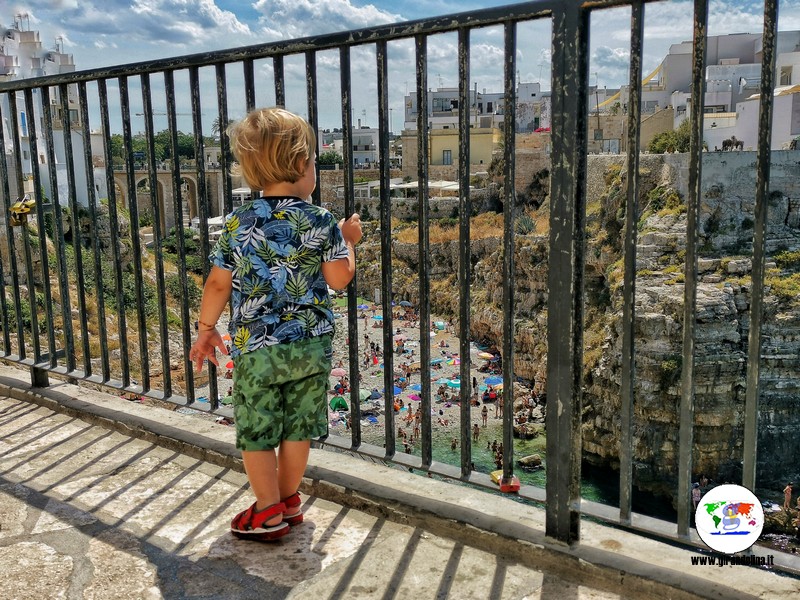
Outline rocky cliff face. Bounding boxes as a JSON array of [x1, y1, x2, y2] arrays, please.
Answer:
[[357, 151, 800, 501]]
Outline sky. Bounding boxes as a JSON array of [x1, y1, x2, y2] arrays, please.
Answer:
[[5, 0, 800, 131]]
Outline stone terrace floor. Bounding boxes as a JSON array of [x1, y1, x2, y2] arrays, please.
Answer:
[[0, 363, 798, 600]]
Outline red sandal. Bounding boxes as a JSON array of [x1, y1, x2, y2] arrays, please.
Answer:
[[230, 502, 289, 541], [282, 492, 304, 526]]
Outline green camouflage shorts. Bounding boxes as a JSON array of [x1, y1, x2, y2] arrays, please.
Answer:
[[232, 335, 332, 451]]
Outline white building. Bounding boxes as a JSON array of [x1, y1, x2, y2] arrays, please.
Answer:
[[402, 81, 553, 134], [1, 16, 107, 206], [618, 30, 800, 150]]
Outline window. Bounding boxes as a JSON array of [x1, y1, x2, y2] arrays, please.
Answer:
[[20, 111, 28, 137], [443, 149, 452, 165], [780, 66, 792, 86], [487, 102, 493, 113], [593, 129, 603, 140]]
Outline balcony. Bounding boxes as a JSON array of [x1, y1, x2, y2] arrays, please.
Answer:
[[1, 0, 800, 596]]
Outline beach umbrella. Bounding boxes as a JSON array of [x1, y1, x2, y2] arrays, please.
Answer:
[[493, 383, 504, 391], [399, 300, 413, 307], [408, 393, 421, 401], [224, 360, 234, 370], [435, 377, 450, 385], [357, 304, 369, 309], [477, 351, 494, 360], [330, 367, 347, 377], [359, 389, 371, 401], [434, 321, 446, 330], [430, 358, 444, 365], [329, 396, 349, 411], [383, 385, 402, 395], [409, 383, 422, 391], [368, 390, 382, 400], [222, 333, 232, 342], [373, 315, 383, 320], [485, 375, 503, 385], [447, 379, 461, 388], [446, 357, 461, 365]]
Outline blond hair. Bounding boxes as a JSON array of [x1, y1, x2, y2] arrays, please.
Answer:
[[227, 107, 316, 190]]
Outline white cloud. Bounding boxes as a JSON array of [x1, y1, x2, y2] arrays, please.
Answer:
[[251, 0, 400, 40]]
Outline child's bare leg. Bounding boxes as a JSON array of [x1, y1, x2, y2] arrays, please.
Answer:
[[241, 449, 281, 523], [277, 439, 311, 499]]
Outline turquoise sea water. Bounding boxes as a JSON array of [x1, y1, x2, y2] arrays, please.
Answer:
[[344, 413, 678, 522]]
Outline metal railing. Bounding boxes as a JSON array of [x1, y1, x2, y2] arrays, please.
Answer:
[[0, 0, 790, 565]]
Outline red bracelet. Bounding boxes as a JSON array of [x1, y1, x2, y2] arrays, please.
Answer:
[[198, 319, 216, 330]]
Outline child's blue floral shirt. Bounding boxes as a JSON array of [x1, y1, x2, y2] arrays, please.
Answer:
[[209, 196, 349, 357]]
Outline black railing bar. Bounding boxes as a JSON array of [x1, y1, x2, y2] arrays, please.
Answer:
[[677, 0, 708, 539], [21, 89, 46, 364], [97, 78, 131, 387], [215, 65, 233, 217], [339, 46, 362, 452], [56, 83, 87, 374], [415, 33, 433, 468], [190, 66, 219, 408], [273, 55, 285, 107], [243, 58, 256, 113], [457, 26, 473, 479], [377, 39, 397, 460], [742, 0, 778, 490], [619, 0, 645, 525], [0, 103, 11, 353], [78, 80, 111, 382], [32, 86, 63, 370], [545, 1, 590, 545], [0, 2, 560, 94], [166, 69, 196, 404], [305, 51, 322, 208], [141, 73, 173, 399], [119, 76, 151, 393], [76, 82, 111, 379], [501, 19, 517, 484], [213, 65, 234, 395], [0, 94, 26, 358]]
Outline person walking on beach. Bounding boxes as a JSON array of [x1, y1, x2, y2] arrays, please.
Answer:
[[189, 107, 361, 542], [481, 404, 488, 427], [784, 482, 794, 511]]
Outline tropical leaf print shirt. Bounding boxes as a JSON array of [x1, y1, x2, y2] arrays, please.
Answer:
[[209, 197, 349, 357]]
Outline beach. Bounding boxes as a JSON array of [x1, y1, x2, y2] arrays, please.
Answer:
[[325, 299, 525, 462]]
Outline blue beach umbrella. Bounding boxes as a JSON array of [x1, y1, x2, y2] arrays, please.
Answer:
[[435, 377, 450, 385], [357, 304, 369, 309], [485, 375, 503, 386], [447, 379, 461, 388], [430, 358, 444, 365], [409, 383, 422, 391], [373, 315, 383, 320], [400, 300, 413, 307]]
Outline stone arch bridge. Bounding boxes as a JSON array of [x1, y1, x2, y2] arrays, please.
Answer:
[[112, 167, 227, 231]]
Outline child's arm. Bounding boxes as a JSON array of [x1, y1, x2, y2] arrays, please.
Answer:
[[323, 213, 362, 290], [189, 266, 232, 372]]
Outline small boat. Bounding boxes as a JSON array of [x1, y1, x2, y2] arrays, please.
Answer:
[[490, 469, 520, 493]]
